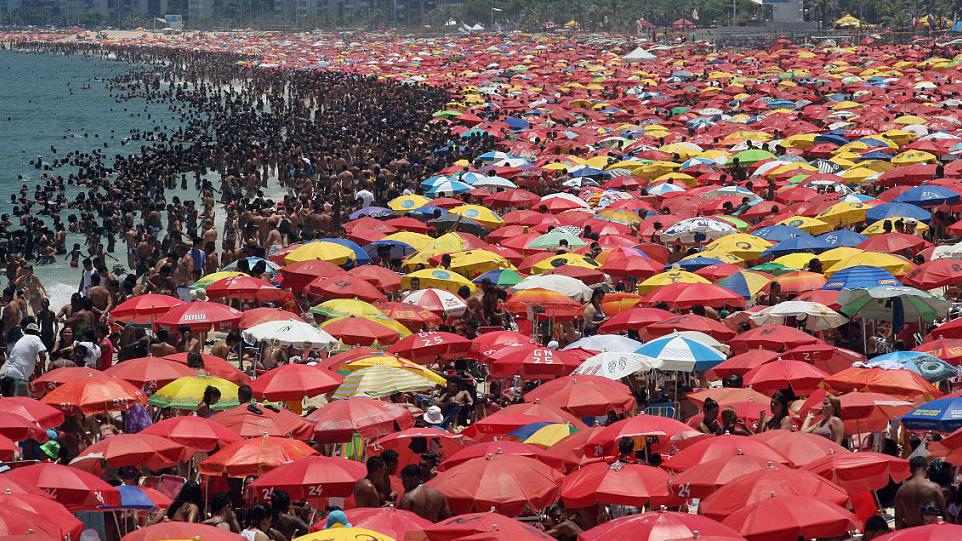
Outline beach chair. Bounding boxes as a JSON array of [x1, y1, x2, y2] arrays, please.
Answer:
[[645, 401, 678, 419]]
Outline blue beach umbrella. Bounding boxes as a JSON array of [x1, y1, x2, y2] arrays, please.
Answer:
[[674, 256, 726, 272], [425, 179, 472, 196], [817, 230, 868, 248], [363, 240, 415, 260], [222, 257, 280, 277], [760, 235, 832, 259], [753, 225, 810, 243], [408, 205, 449, 219], [866, 351, 960, 382], [893, 185, 961, 207], [903, 397, 962, 432], [822, 265, 901, 290], [348, 206, 395, 219], [320, 238, 371, 266], [865, 202, 932, 223], [635, 334, 726, 372]]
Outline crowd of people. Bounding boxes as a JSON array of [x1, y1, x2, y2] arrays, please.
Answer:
[[0, 29, 960, 541]]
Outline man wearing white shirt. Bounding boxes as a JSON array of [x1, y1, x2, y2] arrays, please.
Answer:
[[0, 323, 46, 396]]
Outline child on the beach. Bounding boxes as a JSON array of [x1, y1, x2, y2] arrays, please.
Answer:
[[67, 243, 83, 268]]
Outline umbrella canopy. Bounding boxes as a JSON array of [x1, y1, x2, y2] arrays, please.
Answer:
[[148, 375, 239, 411], [419, 512, 554, 541], [572, 352, 661, 380], [199, 435, 319, 477], [699, 468, 850, 521], [141, 415, 242, 451], [866, 351, 959, 382], [579, 510, 745, 541], [243, 320, 338, 350], [635, 334, 726, 372], [667, 456, 785, 499], [121, 522, 243, 541], [338, 508, 433, 541], [110, 294, 184, 324], [153, 301, 242, 332], [840, 286, 950, 322], [442, 441, 564, 470], [425, 454, 563, 515], [872, 524, 962, 540], [332, 365, 444, 399], [249, 364, 343, 401], [6, 463, 121, 510], [244, 455, 367, 500], [0, 493, 84, 540], [319, 316, 401, 346], [72, 433, 187, 470], [103, 357, 196, 391], [209, 404, 314, 440], [803, 452, 910, 493], [748, 429, 848, 467], [307, 397, 413, 443], [0, 397, 63, 430], [387, 331, 472, 362], [902, 397, 962, 432], [523, 375, 636, 416], [560, 461, 675, 507], [663, 434, 790, 472], [721, 495, 859, 541], [41, 372, 146, 415]]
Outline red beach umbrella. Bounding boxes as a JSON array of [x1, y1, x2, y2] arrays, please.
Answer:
[[40, 372, 146, 415], [352, 265, 403, 292], [872, 523, 962, 540], [729, 324, 818, 352], [110, 294, 184, 324], [425, 454, 563, 515], [721, 495, 859, 541], [803, 451, 911, 493], [583, 415, 693, 458], [700, 468, 850, 521], [711, 350, 779, 379], [163, 352, 251, 386], [336, 508, 433, 540], [29, 366, 99, 397], [748, 429, 848, 467], [0, 493, 83, 541], [443, 441, 564, 470], [104, 357, 196, 391], [667, 455, 785, 499], [306, 274, 387, 302], [0, 397, 63, 430], [319, 316, 399, 346], [121, 522, 242, 541], [141, 415, 242, 451], [743, 360, 829, 395], [0, 507, 65, 540], [278, 259, 346, 292], [307, 397, 413, 443], [199, 436, 318, 477], [387, 331, 472, 362], [561, 461, 675, 507], [643, 313, 737, 341], [6, 463, 121, 510], [72, 434, 188, 470], [249, 364, 343, 401], [210, 404, 314, 440], [523, 375, 636, 416], [244, 455, 366, 501], [599, 307, 674, 334], [663, 434, 789, 472], [579, 509, 746, 541], [154, 301, 242, 332], [239, 307, 304, 329], [641, 282, 745, 309], [419, 512, 554, 541]]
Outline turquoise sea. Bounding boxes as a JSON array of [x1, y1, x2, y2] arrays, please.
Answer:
[[0, 49, 181, 309]]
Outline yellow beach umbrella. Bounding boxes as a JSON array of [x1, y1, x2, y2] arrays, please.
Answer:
[[401, 268, 476, 293], [193, 271, 245, 289], [346, 356, 447, 385], [294, 527, 396, 541], [776, 216, 834, 235], [310, 299, 381, 319], [772, 253, 819, 270], [637, 270, 709, 294], [817, 247, 865, 270], [332, 365, 441, 400], [825, 252, 916, 276], [891, 150, 937, 166], [447, 249, 515, 278], [816, 201, 875, 226], [861, 218, 930, 236], [381, 232, 434, 251], [705, 234, 773, 261], [148, 375, 239, 411], [448, 205, 503, 228], [530, 253, 601, 275], [387, 195, 431, 212], [523, 423, 580, 448], [284, 242, 356, 265]]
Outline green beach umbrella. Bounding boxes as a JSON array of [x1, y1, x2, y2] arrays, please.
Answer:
[[839, 286, 950, 322], [733, 149, 777, 166], [526, 230, 588, 250]]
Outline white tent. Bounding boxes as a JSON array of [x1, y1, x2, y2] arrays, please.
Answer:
[[623, 47, 656, 63]]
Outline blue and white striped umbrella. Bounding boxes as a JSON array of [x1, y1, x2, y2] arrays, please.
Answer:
[[634, 334, 726, 372], [425, 179, 473, 196]]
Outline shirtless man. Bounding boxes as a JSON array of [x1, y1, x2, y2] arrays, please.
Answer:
[[353, 456, 386, 508], [895, 456, 947, 529], [397, 464, 451, 522], [210, 330, 240, 360], [149, 328, 178, 357], [85, 273, 112, 319]]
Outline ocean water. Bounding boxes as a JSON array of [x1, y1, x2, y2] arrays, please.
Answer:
[[0, 49, 182, 310]]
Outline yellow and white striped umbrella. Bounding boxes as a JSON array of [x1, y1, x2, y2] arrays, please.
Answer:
[[331, 365, 442, 399]]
